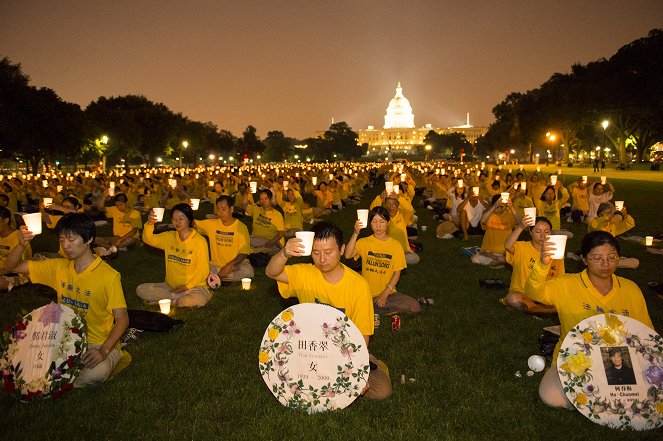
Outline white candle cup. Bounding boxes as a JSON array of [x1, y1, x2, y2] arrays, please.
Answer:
[[169, 179, 177, 189], [22, 212, 42, 235], [548, 235, 568, 260], [520, 182, 527, 191], [500, 192, 510, 203], [385, 181, 394, 193], [472, 186, 479, 196], [557, 169, 562, 175], [645, 236, 654, 246], [108, 187, 115, 197], [56, 185, 63, 193], [329, 174, 334, 181], [311, 177, 317, 186], [400, 173, 407, 182], [601, 176, 607, 185], [295, 231, 315, 256], [357, 209, 369, 228], [158, 299, 171, 315], [536, 166, 541, 172], [42, 180, 48, 188], [249, 181, 258, 193], [241, 278, 252, 291], [582, 176, 588, 183], [550, 175, 558, 185], [208, 180, 215, 187], [109, 181, 115, 189], [283, 180, 289, 191], [190, 199, 200, 210], [457, 179, 463, 188], [421, 225, 427, 232], [614, 201, 624, 211], [524, 207, 537, 226], [153, 207, 165, 222], [441, 168, 446, 175], [43, 197, 53, 207], [393, 186, 399, 194]]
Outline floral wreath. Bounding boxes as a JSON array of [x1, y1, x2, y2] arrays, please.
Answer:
[[0, 306, 87, 401], [558, 313, 663, 430], [259, 308, 369, 412]]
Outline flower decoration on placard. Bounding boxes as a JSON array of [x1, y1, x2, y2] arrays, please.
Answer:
[[558, 313, 663, 430], [259, 306, 369, 413], [0, 304, 86, 401]]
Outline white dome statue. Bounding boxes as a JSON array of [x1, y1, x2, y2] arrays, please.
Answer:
[[384, 82, 415, 129]]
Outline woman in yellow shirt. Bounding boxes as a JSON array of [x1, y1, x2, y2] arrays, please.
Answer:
[[345, 206, 421, 315], [504, 216, 564, 313], [525, 231, 655, 409], [535, 183, 571, 234]]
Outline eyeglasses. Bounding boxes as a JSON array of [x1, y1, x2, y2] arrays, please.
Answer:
[[586, 255, 620, 264]]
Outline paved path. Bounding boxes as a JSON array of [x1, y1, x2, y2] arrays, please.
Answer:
[[498, 164, 663, 183]]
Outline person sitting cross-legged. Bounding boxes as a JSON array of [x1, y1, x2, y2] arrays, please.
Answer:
[[4, 213, 129, 387], [345, 206, 421, 315], [195, 195, 254, 282], [265, 221, 392, 400], [137, 203, 211, 307]]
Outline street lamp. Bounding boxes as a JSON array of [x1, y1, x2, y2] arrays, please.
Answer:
[[180, 141, 188, 167], [599, 120, 609, 162], [425, 144, 432, 161]]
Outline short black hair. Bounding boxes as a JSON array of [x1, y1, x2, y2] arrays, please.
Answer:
[[114, 193, 128, 203], [580, 231, 620, 258], [369, 206, 390, 223], [311, 221, 343, 250], [540, 185, 556, 201], [532, 216, 552, 230], [0, 206, 10, 220], [172, 203, 194, 227], [56, 213, 96, 244], [491, 194, 501, 205], [259, 189, 273, 199], [63, 196, 82, 209], [216, 195, 234, 207]]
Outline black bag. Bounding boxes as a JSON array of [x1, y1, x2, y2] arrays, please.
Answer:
[[249, 252, 272, 268], [408, 239, 423, 253], [127, 309, 184, 332], [538, 331, 560, 357]]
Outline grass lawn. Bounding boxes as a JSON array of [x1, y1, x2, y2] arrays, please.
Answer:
[[2, 169, 662, 440]]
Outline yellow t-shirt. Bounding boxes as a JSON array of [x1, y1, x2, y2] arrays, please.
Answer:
[[571, 186, 589, 212], [588, 215, 635, 237], [28, 256, 127, 346], [196, 218, 251, 268], [314, 190, 333, 209], [248, 205, 285, 245], [106, 206, 142, 238], [277, 263, 374, 336], [354, 236, 406, 297], [0, 230, 32, 268], [480, 211, 516, 254], [282, 198, 304, 230], [526, 262, 654, 362], [506, 241, 564, 293], [512, 195, 534, 219], [142, 224, 210, 289]]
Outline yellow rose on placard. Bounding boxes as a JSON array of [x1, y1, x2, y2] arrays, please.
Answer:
[[259, 351, 269, 364], [582, 332, 593, 344], [576, 393, 588, 406], [562, 352, 592, 377], [281, 311, 294, 322], [268, 328, 280, 341], [656, 402, 663, 414]]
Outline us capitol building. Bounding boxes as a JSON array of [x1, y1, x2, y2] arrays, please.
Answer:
[[357, 83, 487, 157]]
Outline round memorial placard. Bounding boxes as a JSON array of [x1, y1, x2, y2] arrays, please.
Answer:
[[258, 303, 370, 413], [557, 313, 663, 430], [1, 302, 86, 400]]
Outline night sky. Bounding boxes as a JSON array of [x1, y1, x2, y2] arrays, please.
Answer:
[[2, 1, 661, 139]]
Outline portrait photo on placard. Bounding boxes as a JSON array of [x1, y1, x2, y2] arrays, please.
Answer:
[[601, 346, 637, 385]]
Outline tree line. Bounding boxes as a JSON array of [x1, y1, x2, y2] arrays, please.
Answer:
[[482, 29, 663, 165], [0, 59, 363, 172]]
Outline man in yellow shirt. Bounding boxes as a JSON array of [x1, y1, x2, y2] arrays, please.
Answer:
[[246, 189, 285, 255], [196, 195, 254, 282], [95, 193, 143, 252], [5, 213, 129, 387], [266, 221, 392, 400], [383, 195, 420, 265]]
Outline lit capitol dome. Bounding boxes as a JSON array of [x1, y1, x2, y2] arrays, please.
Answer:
[[384, 82, 415, 129]]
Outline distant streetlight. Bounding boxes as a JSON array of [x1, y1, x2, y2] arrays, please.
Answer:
[[425, 144, 432, 161], [209, 154, 215, 161], [180, 141, 188, 167], [600, 120, 609, 160]]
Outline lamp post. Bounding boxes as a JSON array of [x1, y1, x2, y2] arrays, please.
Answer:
[[425, 144, 432, 161], [100, 135, 109, 172], [600, 120, 609, 162], [180, 141, 188, 168]]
